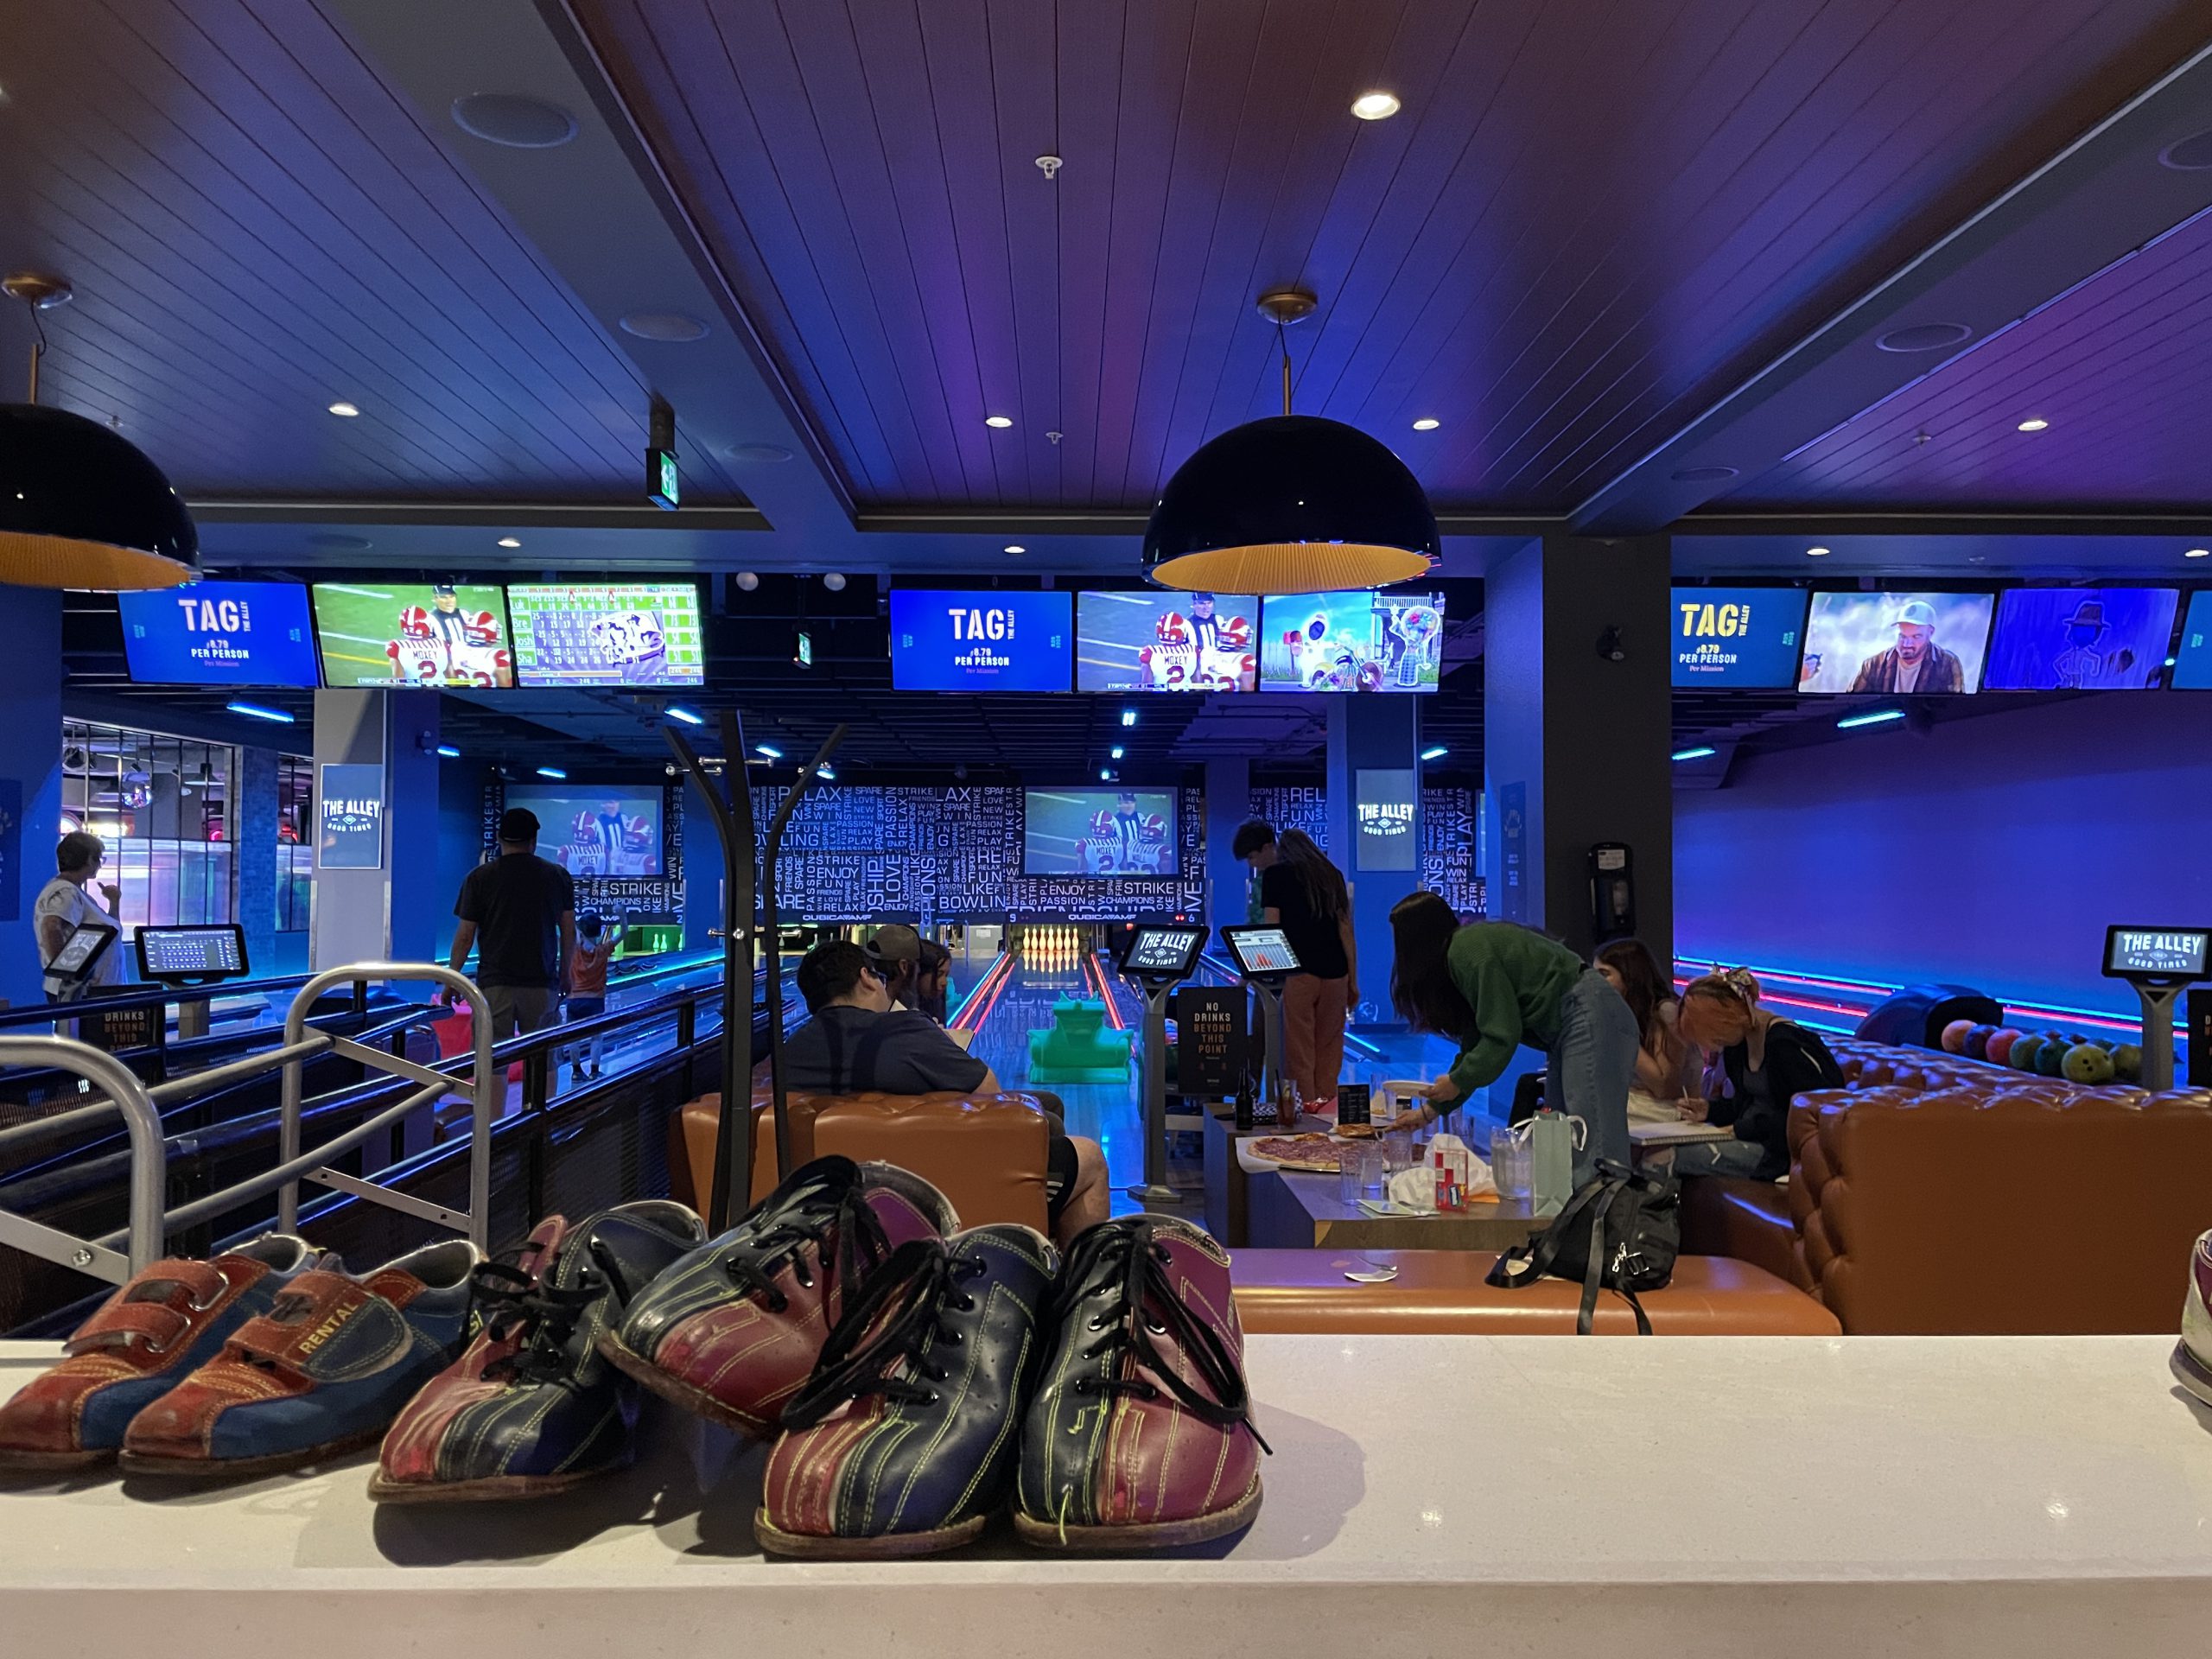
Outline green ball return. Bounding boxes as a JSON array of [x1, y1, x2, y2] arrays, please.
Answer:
[[1027, 998, 1134, 1084]]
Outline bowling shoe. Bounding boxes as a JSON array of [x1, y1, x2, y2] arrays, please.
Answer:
[[600, 1156, 957, 1438], [754, 1224, 1057, 1558], [0, 1235, 330, 1473], [119, 1237, 480, 1478], [1014, 1216, 1268, 1551], [2172, 1229, 2212, 1409], [370, 1200, 707, 1503]]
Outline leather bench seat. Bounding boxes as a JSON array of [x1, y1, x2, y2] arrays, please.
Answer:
[[1679, 1175, 1809, 1293], [1230, 1249, 1841, 1337]]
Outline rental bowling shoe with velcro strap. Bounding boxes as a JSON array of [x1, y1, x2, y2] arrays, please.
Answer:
[[1014, 1216, 1268, 1551], [371, 1201, 706, 1503], [2172, 1230, 2212, 1409], [0, 1235, 328, 1473], [755, 1224, 1057, 1558], [601, 1156, 957, 1438], [118, 1237, 480, 1478]]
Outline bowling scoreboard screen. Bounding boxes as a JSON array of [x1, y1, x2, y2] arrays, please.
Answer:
[[1222, 925, 1300, 978], [1023, 790, 1179, 877], [1075, 591, 1259, 693], [1257, 592, 1446, 692], [119, 581, 321, 688], [1798, 590, 1995, 695], [889, 590, 1072, 691], [505, 584, 706, 688], [2169, 592, 2212, 690], [1124, 926, 1206, 979], [2104, 927, 2210, 980], [134, 925, 248, 980], [1984, 588, 2179, 691], [311, 582, 515, 689], [1670, 587, 1810, 688]]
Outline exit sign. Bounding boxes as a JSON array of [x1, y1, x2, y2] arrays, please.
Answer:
[[647, 447, 680, 511], [795, 630, 813, 667]]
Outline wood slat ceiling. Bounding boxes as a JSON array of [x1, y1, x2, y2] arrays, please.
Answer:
[[572, 0, 2207, 514], [0, 0, 744, 502]]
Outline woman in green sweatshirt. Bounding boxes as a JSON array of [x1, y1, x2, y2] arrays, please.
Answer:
[[1384, 892, 1637, 1182]]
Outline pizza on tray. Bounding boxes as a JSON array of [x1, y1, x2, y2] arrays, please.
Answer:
[[1246, 1134, 1350, 1172]]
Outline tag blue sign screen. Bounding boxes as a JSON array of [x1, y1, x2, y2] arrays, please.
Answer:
[[1670, 588, 1808, 688], [889, 590, 1071, 691], [119, 582, 320, 688]]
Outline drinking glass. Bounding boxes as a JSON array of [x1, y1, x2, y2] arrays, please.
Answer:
[[1492, 1132, 1533, 1201], [1338, 1143, 1387, 1203], [1382, 1129, 1416, 1175]]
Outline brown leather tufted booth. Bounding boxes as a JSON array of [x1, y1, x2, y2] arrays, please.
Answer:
[[1231, 1249, 1840, 1336], [669, 1090, 1053, 1234], [1684, 1085, 2212, 1333]]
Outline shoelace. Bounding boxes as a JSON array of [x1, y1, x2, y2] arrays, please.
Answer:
[[779, 1239, 986, 1430], [1058, 1220, 1269, 1453], [472, 1241, 627, 1385], [719, 1163, 893, 1314]]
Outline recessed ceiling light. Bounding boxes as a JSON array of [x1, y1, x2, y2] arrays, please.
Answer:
[[735, 571, 760, 591], [1110, 746, 1124, 760], [1670, 465, 1738, 483], [619, 311, 709, 342], [1875, 321, 1974, 353], [822, 571, 847, 592], [327, 401, 359, 417], [984, 415, 1014, 429], [1003, 543, 1026, 555], [1411, 417, 1440, 431], [2188, 548, 2210, 559], [2158, 129, 2212, 171], [535, 766, 567, 779], [1805, 545, 1831, 557], [728, 442, 792, 463], [496, 537, 522, 549], [450, 92, 577, 149], [1351, 92, 1402, 121], [2017, 417, 2050, 432]]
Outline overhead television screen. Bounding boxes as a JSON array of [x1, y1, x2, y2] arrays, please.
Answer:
[[312, 582, 514, 689], [2164, 591, 2212, 690], [1257, 591, 1446, 692], [1798, 590, 1994, 695], [1022, 788, 1178, 877], [119, 581, 320, 688], [1670, 587, 1809, 689], [1076, 590, 1258, 693], [507, 583, 706, 687], [504, 788, 665, 876], [890, 589, 1071, 691], [1983, 588, 2178, 691]]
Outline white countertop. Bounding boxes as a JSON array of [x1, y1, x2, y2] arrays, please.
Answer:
[[5, 1333, 2212, 1656]]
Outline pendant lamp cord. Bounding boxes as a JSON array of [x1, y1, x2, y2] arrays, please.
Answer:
[[1276, 319, 1292, 416], [22, 297, 46, 405]]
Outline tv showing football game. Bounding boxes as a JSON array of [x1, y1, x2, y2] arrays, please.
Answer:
[[1798, 590, 1994, 695], [2172, 592, 2212, 690], [1670, 587, 1810, 689], [1022, 788, 1178, 877], [506, 583, 706, 688], [312, 582, 514, 689], [889, 589, 1072, 691], [1076, 590, 1258, 693], [1257, 591, 1446, 692], [1982, 588, 2178, 691], [120, 581, 320, 688], [504, 789, 664, 876]]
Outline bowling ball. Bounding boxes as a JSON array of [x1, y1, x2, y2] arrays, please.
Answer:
[[2063, 1043, 2116, 1085], [2008, 1033, 2045, 1073], [1963, 1024, 1998, 1060], [2035, 1034, 2069, 1077], [1940, 1020, 1974, 1054], [1983, 1028, 2023, 1066], [2113, 1043, 2143, 1083]]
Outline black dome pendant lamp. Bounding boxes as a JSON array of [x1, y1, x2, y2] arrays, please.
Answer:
[[1144, 285, 1439, 594], [0, 273, 199, 591]]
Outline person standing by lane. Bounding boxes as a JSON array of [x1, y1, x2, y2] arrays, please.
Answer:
[[35, 832, 126, 1042], [1257, 828, 1356, 1113], [446, 807, 576, 1039], [1232, 819, 1276, 924], [1384, 893, 1637, 1184]]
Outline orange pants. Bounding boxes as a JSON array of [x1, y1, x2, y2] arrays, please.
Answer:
[[1281, 972, 1350, 1108]]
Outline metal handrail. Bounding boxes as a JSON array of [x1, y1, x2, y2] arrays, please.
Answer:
[[0, 1036, 167, 1283]]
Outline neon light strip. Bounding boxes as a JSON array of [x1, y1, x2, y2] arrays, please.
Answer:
[[1084, 954, 1129, 1030], [1676, 958, 2178, 1036], [949, 951, 1016, 1033]]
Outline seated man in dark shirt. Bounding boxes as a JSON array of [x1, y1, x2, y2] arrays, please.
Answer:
[[784, 941, 1108, 1245]]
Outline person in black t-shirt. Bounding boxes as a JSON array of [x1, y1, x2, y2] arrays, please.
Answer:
[[446, 807, 576, 1039], [1251, 828, 1357, 1111]]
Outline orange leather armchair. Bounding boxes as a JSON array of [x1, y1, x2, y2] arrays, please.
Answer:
[[670, 1090, 1053, 1235]]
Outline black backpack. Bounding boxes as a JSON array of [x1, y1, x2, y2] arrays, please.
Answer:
[[1484, 1160, 1680, 1334]]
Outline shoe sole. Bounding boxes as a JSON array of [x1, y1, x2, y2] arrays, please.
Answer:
[[366, 1465, 613, 1505], [594, 1330, 774, 1439], [2172, 1340, 2212, 1409], [0, 1446, 112, 1474], [119, 1426, 385, 1480], [1013, 1479, 1262, 1552], [753, 1510, 988, 1559]]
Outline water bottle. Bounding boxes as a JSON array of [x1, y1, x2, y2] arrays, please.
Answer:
[[1529, 1107, 1587, 1218]]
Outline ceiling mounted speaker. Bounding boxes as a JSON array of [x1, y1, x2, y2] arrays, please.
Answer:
[[0, 273, 197, 591], [1143, 287, 1438, 594]]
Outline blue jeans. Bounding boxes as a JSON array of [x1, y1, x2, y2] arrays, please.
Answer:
[[1667, 1137, 1768, 1180], [1546, 969, 1638, 1186]]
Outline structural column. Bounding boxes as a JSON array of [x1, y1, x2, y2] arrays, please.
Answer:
[[1326, 696, 1422, 1027], [0, 591, 63, 1012], [309, 690, 441, 970]]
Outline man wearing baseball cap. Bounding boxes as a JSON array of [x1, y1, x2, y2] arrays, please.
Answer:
[[1848, 597, 1966, 694], [863, 922, 924, 1011]]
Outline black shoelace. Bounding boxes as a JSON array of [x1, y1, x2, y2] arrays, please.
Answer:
[[1058, 1220, 1269, 1453], [472, 1240, 627, 1385], [720, 1162, 893, 1315], [779, 1239, 986, 1430]]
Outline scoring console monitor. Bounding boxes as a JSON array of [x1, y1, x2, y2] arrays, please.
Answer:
[[135, 925, 250, 982], [1220, 924, 1301, 979], [2102, 926, 2211, 982], [1122, 925, 1207, 981], [47, 922, 118, 985]]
